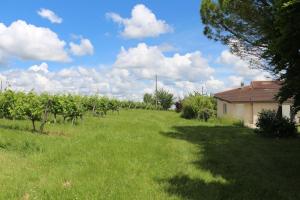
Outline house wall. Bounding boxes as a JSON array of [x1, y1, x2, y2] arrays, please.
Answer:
[[217, 99, 280, 125], [217, 99, 252, 124], [217, 99, 300, 125]]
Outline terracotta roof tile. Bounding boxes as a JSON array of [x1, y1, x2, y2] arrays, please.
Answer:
[[214, 81, 282, 103]]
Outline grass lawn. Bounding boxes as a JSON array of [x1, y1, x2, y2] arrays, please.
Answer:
[[0, 110, 300, 199]]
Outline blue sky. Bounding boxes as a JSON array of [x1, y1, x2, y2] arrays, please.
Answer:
[[0, 0, 269, 99]]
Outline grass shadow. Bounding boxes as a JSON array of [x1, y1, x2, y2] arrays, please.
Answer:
[[160, 125, 300, 200]]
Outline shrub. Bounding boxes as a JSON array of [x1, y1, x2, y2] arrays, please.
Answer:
[[181, 93, 216, 121], [255, 110, 297, 138]]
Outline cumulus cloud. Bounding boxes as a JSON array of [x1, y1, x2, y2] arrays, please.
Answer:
[[114, 43, 214, 82], [0, 20, 69, 62], [37, 8, 63, 24], [218, 50, 271, 81], [228, 75, 244, 87], [106, 4, 173, 39], [0, 43, 241, 100], [0, 46, 223, 100], [0, 64, 151, 100], [157, 43, 177, 52], [205, 77, 225, 91], [29, 62, 49, 73], [69, 38, 94, 56], [0, 49, 7, 64]]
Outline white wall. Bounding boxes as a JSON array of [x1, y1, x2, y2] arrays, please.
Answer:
[[217, 99, 300, 125], [217, 99, 252, 124], [217, 99, 282, 125]]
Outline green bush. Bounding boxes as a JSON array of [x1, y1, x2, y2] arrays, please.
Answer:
[[255, 110, 297, 138], [181, 93, 216, 121], [143, 93, 154, 104], [155, 89, 174, 110]]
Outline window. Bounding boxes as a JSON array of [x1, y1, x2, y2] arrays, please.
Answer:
[[223, 103, 227, 114]]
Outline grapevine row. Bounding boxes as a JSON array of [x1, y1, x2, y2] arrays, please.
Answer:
[[0, 90, 160, 133]]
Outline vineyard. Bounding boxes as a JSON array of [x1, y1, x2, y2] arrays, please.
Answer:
[[0, 90, 159, 133]]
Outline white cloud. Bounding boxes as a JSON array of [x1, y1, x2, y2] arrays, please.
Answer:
[[37, 8, 63, 24], [0, 44, 244, 100], [114, 43, 214, 82], [29, 62, 49, 73], [69, 38, 94, 56], [218, 50, 271, 81], [0, 49, 7, 64], [106, 4, 172, 39], [0, 63, 144, 99], [0, 46, 222, 100], [228, 76, 244, 87], [205, 77, 225, 91], [157, 43, 177, 52], [0, 20, 69, 62]]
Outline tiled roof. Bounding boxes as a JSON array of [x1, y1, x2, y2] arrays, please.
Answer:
[[214, 81, 283, 103]]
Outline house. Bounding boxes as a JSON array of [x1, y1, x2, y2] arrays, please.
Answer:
[[214, 81, 300, 127]]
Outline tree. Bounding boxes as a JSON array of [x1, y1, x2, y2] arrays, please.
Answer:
[[201, 0, 300, 114], [155, 89, 174, 110], [143, 93, 154, 104]]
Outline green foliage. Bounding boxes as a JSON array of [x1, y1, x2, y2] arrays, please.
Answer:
[[60, 95, 84, 125], [155, 89, 174, 110], [255, 109, 297, 138], [17, 91, 44, 131], [0, 90, 17, 119], [181, 93, 216, 121], [200, 0, 300, 113], [49, 94, 64, 122], [142, 89, 174, 110], [143, 93, 154, 104], [8, 91, 26, 120], [0, 90, 165, 132]]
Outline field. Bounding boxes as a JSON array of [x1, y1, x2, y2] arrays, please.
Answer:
[[0, 110, 300, 200]]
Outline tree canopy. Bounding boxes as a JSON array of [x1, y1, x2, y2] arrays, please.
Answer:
[[201, 0, 300, 113]]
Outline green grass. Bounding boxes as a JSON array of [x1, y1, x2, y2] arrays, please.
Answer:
[[0, 110, 300, 200]]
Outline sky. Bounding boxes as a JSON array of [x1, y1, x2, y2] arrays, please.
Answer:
[[0, 0, 271, 100]]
